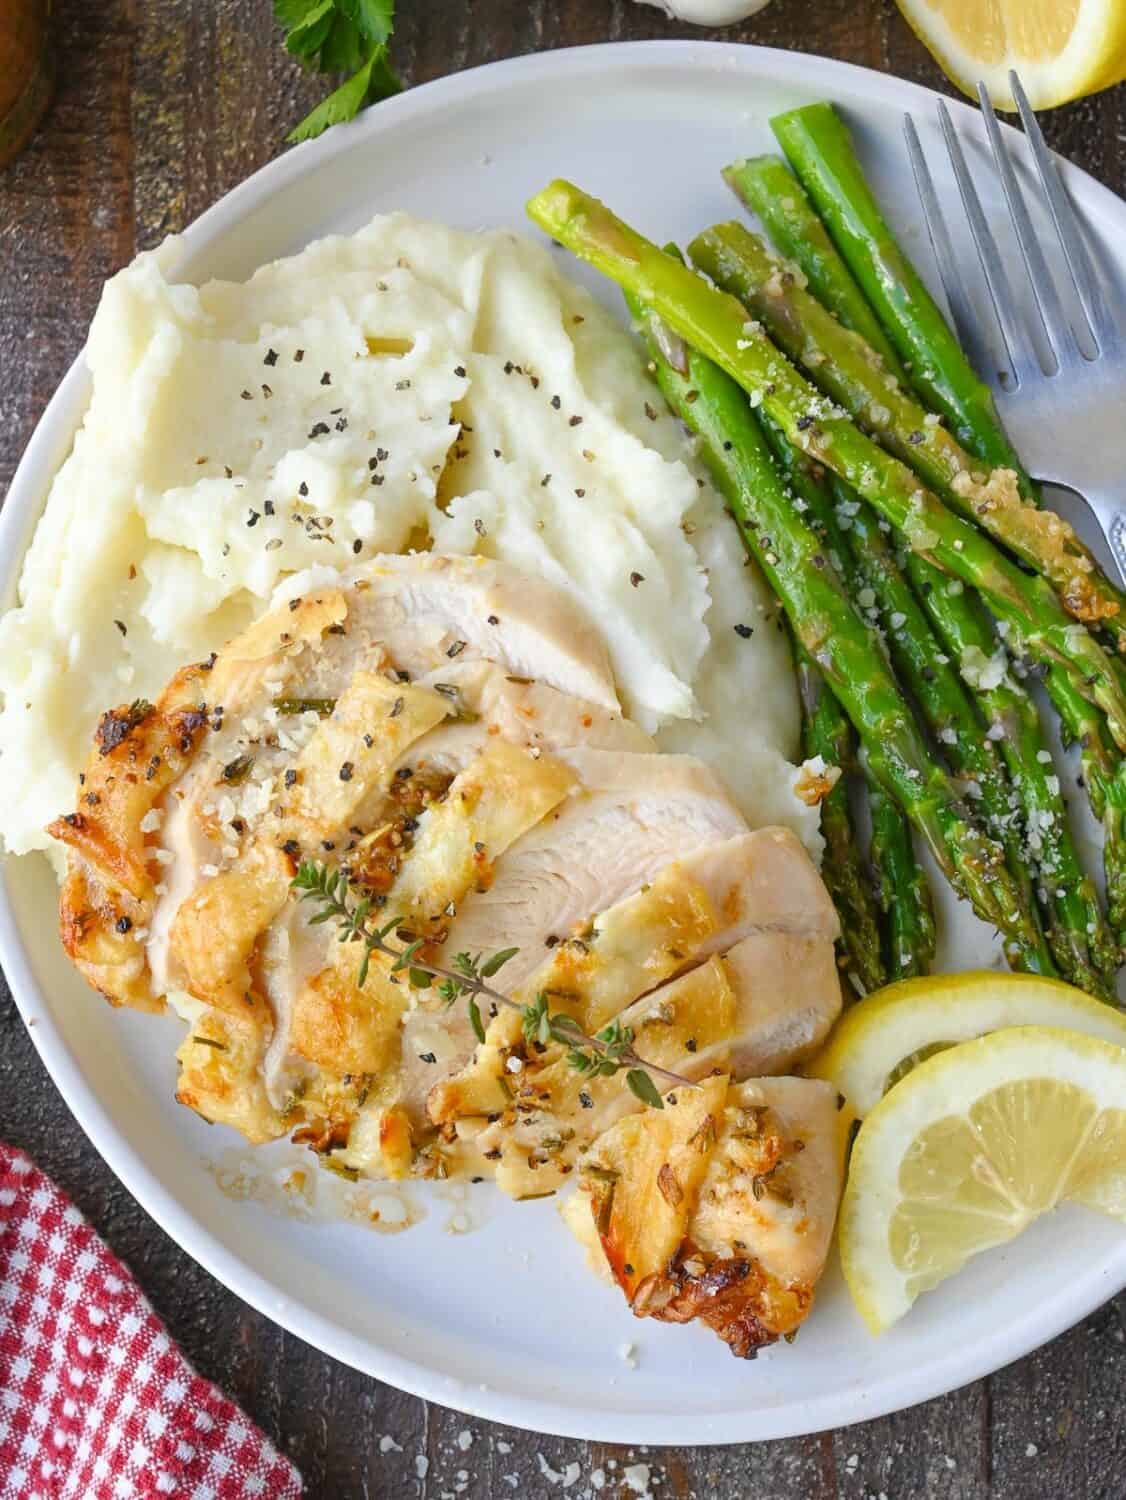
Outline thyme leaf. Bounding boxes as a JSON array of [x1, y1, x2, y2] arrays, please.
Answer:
[[291, 859, 692, 1107]]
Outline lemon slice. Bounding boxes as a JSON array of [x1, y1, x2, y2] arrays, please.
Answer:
[[810, 971, 1126, 1118], [840, 1026, 1126, 1332], [894, 0, 1126, 110]]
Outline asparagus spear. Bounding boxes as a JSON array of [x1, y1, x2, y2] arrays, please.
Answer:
[[724, 179, 1123, 985], [769, 103, 1030, 490], [525, 181, 1126, 754], [755, 414, 936, 980], [869, 780, 936, 982], [755, 415, 1052, 977], [795, 645, 889, 993], [691, 219, 1126, 642], [723, 154, 906, 381], [918, 570, 1118, 996], [611, 292, 1050, 970], [1048, 664, 1126, 945]]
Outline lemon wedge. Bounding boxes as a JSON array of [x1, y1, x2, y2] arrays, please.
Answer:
[[894, 0, 1126, 110], [840, 1026, 1126, 1332], [810, 971, 1126, 1119]]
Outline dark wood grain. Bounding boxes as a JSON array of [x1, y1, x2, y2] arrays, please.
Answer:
[[2, 3, 1126, 1496]]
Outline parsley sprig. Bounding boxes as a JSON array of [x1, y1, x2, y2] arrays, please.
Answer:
[[274, 0, 401, 143], [292, 860, 695, 1109]]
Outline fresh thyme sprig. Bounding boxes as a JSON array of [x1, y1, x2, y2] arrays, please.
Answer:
[[292, 860, 696, 1109]]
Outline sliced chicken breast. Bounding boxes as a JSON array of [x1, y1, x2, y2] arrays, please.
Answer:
[[700, 931, 843, 1080], [343, 553, 620, 710], [424, 827, 834, 1142], [436, 752, 748, 990], [566, 1074, 841, 1358]]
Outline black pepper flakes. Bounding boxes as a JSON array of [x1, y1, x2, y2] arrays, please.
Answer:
[[298, 482, 309, 497], [263, 500, 275, 516], [114, 619, 127, 636], [447, 640, 466, 658], [338, 762, 354, 782], [284, 769, 298, 788], [261, 383, 273, 399], [240, 389, 253, 401], [389, 697, 404, 718], [734, 623, 754, 639], [115, 916, 133, 934], [630, 572, 644, 587], [353, 539, 363, 555], [320, 371, 332, 385], [569, 415, 583, 427], [247, 510, 260, 528], [454, 365, 467, 378], [550, 395, 561, 410], [908, 429, 924, 445], [419, 1052, 437, 1065], [294, 349, 305, 362], [308, 422, 330, 439], [796, 415, 813, 431]]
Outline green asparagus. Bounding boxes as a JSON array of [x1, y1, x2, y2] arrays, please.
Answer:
[[769, 103, 1030, 489], [611, 286, 1050, 970], [869, 780, 936, 982], [1048, 664, 1126, 945], [796, 646, 889, 993], [918, 571, 1118, 996], [723, 154, 906, 381], [691, 219, 1126, 644], [525, 181, 1126, 755], [725, 158, 1126, 960], [754, 415, 1052, 978], [727, 180, 1120, 991]]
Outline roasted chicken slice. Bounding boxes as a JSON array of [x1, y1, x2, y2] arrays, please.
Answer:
[[431, 827, 839, 1196], [565, 1075, 841, 1357], [50, 557, 699, 1144], [50, 547, 843, 1366], [435, 751, 748, 991], [347, 552, 620, 709]]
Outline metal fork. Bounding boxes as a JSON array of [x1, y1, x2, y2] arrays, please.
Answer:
[[904, 70, 1126, 584]]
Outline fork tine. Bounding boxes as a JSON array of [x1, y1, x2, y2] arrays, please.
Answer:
[[903, 113, 994, 376], [977, 83, 1079, 372], [936, 98, 1039, 387], [1010, 69, 1118, 355]]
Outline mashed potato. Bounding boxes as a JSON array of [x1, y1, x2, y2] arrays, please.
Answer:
[[0, 213, 816, 859]]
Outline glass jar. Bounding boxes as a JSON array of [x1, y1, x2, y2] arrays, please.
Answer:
[[0, 0, 53, 173]]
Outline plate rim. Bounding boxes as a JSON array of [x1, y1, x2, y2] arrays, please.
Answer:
[[3, 37, 1126, 1445]]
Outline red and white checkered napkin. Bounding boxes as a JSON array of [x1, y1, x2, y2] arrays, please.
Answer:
[[0, 1145, 302, 1500]]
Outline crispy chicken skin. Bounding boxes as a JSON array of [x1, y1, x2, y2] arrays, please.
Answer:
[[50, 554, 843, 1349]]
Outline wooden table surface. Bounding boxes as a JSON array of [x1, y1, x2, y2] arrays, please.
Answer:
[[2, 3, 1126, 1496]]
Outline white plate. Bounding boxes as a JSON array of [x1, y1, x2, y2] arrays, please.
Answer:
[[4, 41, 1126, 1445]]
